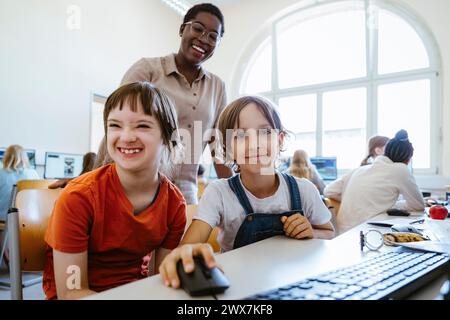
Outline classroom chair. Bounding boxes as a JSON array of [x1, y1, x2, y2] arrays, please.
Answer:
[[1, 180, 58, 284], [323, 197, 341, 237], [324, 197, 341, 216], [185, 204, 221, 253], [197, 178, 206, 199], [16, 179, 58, 192], [8, 188, 63, 299]]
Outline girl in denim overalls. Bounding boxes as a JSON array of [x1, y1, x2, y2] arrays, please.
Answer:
[[160, 96, 335, 289]]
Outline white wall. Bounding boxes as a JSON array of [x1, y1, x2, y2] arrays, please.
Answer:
[[0, 0, 180, 166], [209, 0, 450, 180]]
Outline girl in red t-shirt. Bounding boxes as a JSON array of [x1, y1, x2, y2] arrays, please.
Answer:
[[44, 82, 186, 299]]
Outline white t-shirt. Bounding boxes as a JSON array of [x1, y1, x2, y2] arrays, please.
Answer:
[[194, 172, 332, 252], [326, 156, 424, 234]]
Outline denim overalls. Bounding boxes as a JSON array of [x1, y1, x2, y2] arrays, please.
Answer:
[[228, 173, 303, 249]]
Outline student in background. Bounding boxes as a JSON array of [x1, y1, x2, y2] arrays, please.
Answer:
[[80, 152, 97, 175], [158, 96, 334, 288], [44, 82, 186, 299], [325, 130, 424, 235], [360, 135, 389, 166], [121, 3, 231, 205], [288, 149, 325, 195], [0, 145, 39, 220]]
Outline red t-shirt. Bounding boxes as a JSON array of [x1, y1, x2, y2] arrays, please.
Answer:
[[43, 164, 186, 299]]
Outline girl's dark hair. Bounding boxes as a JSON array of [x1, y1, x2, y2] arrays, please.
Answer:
[[384, 129, 414, 163], [183, 3, 225, 36]]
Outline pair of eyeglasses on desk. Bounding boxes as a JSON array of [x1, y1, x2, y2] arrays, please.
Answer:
[[361, 218, 428, 251], [360, 230, 384, 251]]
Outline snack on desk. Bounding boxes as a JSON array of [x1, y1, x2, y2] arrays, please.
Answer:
[[383, 232, 429, 246]]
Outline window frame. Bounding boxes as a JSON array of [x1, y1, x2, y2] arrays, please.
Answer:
[[233, 0, 442, 175], [89, 93, 107, 153]]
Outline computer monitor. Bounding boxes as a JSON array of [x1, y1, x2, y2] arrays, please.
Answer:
[[310, 156, 337, 181], [44, 152, 84, 179], [0, 147, 36, 169]]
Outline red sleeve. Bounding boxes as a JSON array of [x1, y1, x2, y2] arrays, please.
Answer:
[[160, 199, 186, 250], [45, 183, 94, 253]]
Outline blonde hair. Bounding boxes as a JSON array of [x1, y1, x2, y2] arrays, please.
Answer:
[[289, 149, 313, 180], [2, 145, 30, 171]]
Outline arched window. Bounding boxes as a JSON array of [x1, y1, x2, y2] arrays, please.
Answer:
[[237, 0, 441, 173]]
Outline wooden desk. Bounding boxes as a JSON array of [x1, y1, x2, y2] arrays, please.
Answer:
[[86, 212, 446, 300]]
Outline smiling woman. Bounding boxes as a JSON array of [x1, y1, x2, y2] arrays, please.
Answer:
[[121, 3, 232, 205]]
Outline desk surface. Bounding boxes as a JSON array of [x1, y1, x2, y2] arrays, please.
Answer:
[[86, 212, 446, 300]]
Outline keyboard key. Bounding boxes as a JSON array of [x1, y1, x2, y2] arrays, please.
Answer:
[[305, 294, 320, 300], [358, 279, 378, 287], [331, 292, 348, 300], [332, 278, 356, 285], [297, 282, 313, 290]]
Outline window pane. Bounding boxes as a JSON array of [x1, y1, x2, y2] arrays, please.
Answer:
[[378, 10, 429, 74], [377, 80, 430, 169], [277, 9, 366, 89], [278, 94, 316, 157], [241, 38, 272, 94], [323, 88, 367, 169]]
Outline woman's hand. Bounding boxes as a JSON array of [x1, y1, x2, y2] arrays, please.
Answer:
[[158, 243, 217, 289], [281, 213, 313, 239]]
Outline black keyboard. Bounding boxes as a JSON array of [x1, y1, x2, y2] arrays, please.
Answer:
[[245, 250, 450, 300]]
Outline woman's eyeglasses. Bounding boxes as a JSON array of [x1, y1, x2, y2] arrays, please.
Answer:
[[183, 21, 221, 46]]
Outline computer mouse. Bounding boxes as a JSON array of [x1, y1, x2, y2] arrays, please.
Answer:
[[391, 224, 423, 236], [176, 256, 230, 297], [386, 208, 410, 216]]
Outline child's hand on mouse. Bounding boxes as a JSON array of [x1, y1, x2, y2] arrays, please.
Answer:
[[158, 243, 218, 289], [281, 213, 313, 239]]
